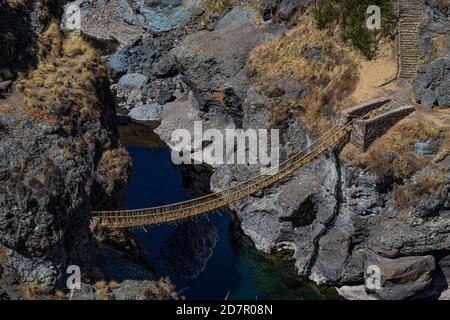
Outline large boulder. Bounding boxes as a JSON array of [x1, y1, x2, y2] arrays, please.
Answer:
[[171, 7, 285, 101], [128, 103, 163, 123], [363, 252, 439, 300], [61, 0, 147, 44]]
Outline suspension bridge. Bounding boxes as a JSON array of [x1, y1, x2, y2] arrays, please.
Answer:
[[92, 1, 423, 229], [92, 101, 398, 228]]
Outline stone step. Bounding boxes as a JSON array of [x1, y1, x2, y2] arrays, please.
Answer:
[[400, 71, 417, 75], [399, 32, 419, 36]]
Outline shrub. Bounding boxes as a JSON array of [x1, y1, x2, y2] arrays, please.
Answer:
[[312, 0, 395, 59], [23, 282, 43, 299]]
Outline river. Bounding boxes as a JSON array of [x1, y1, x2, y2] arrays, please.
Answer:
[[119, 122, 340, 300]]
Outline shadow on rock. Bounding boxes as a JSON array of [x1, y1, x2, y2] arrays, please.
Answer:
[[157, 219, 218, 279]]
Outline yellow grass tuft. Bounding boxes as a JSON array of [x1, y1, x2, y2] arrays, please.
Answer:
[[95, 280, 106, 300], [54, 290, 65, 300], [108, 280, 120, 290], [23, 282, 43, 299]]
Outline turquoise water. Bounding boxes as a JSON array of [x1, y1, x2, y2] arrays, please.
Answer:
[[120, 123, 340, 300]]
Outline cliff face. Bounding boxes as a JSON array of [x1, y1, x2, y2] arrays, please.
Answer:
[[0, 24, 132, 291]]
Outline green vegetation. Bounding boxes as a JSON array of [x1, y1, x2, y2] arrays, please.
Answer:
[[312, 0, 395, 59]]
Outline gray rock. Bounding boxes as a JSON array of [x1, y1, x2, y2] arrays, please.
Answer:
[[118, 73, 148, 89], [439, 254, 450, 286], [436, 80, 450, 107], [259, 0, 278, 21], [155, 87, 174, 105], [337, 285, 377, 300], [420, 90, 437, 107], [413, 58, 449, 108], [364, 252, 438, 300], [152, 55, 178, 78], [5, 250, 59, 293], [106, 46, 131, 77], [0, 287, 9, 300], [62, 0, 147, 44], [0, 80, 12, 92], [214, 7, 256, 31], [301, 45, 322, 61], [415, 139, 439, 155], [259, 0, 310, 21], [128, 103, 163, 122], [172, 8, 285, 102], [0, 55, 131, 291], [279, 0, 303, 20], [139, 0, 194, 32]]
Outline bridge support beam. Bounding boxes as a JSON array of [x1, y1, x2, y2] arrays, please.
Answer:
[[351, 105, 415, 151], [340, 97, 391, 119]]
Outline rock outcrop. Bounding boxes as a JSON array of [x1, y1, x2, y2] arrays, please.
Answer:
[[0, 26, 132, 292], [414, 0, 450, 108], [413, 58, 450, 108]]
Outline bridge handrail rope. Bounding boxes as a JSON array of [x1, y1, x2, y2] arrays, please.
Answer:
[[97, 125, 352, 226], [101, 129, 351, 227], [94, 121, 344, 217], [95, 122, 343, 216]]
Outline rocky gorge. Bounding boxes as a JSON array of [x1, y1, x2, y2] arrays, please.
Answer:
[[0, 0, 181, 300], [0, 0, 449, 300]]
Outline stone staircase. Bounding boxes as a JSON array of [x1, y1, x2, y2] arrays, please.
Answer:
[[397, 0, 423, 80]]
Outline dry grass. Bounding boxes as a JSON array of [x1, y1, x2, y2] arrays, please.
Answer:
[[23, 282, 43, 299], [392, 172, 445, 210], [426, 34, 449, 63], [108, 280, 120, 290], [96, 146, 131, 180], [142, 277, 180, 300], [247, 14, 359, 133], [341, 114, 448, 179], [7, 0, 28, 8], [54, 290, 65, 300], [95, 280, 106, 300], [13, 22, 105, 133]]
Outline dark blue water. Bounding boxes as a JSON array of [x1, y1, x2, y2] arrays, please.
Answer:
[[120, 123, 340, 300]]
